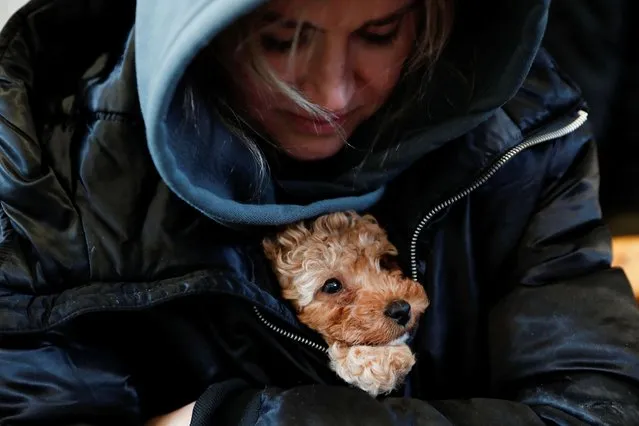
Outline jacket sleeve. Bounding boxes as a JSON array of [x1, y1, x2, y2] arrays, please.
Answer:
[[189, 134, 639, 426], [0, 328, 143, 425]]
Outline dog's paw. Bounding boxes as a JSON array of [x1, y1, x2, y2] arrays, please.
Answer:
[[328, 343, 416, 397]]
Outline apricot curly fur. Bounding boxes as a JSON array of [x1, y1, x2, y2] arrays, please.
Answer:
[[263, 211, 429, 396], [328, 343, 416, 396]]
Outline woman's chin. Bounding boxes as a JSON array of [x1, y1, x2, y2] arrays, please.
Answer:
[[279, 136, 347, 161]]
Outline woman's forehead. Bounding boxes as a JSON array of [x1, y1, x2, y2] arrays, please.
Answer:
[[260, 0, 415, 31]]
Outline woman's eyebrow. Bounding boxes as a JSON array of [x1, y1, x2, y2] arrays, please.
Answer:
[[261, 2, 414, 32], [362, 2, 416, 28]]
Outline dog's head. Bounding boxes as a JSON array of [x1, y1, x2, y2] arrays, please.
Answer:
[[263, 211, 429, 346]]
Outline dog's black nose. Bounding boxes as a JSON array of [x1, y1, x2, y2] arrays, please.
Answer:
[[384, 300, 411, 326]]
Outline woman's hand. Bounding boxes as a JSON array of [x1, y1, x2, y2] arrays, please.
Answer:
[[145, 402, 195, 426]]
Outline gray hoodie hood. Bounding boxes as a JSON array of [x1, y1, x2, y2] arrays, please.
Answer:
[[134, 0, 550, 226]]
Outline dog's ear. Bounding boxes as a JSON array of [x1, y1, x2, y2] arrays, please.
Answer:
[[311, 210, 360, 235], [262, 237, 280, 263], [355, 213, 401, 261], [262, 221, 312, 261], [360, 213, 380, 226]]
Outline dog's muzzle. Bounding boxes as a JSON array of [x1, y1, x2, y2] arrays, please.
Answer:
[[384, 300, 411, 326]]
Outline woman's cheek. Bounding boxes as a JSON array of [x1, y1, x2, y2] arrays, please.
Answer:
[[356, 54, 405, 93]]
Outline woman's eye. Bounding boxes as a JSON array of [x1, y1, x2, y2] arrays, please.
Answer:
[[260, 31, 311, 53], [321, 279, 343, 294], [260, 35, 295, 52], [260, 22, 401, 53], [357, 26, 401, 46]]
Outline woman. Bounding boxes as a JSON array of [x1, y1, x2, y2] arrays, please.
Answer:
[[0, 0, 638, 425]]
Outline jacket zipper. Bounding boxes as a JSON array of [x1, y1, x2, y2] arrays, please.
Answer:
[[253, 306, 329, 353], [255, 109, 589, 352], [409, 109, 589, 281]]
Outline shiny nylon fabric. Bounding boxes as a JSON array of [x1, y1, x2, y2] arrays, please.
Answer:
[[0, 1, 639, 425]]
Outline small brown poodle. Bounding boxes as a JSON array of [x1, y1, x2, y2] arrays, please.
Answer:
[[263, 211, 429, 396]]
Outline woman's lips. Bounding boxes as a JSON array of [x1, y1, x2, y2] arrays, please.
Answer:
[[283, 110, 349, 136]]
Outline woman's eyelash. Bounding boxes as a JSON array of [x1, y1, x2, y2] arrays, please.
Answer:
[[260, 35, 295, 52], [260, 30, 313, 52], [357, 26, 401, 45]]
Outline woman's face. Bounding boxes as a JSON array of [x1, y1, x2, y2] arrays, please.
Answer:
[[224, 0, 417, 161]]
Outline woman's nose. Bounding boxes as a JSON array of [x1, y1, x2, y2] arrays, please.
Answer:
[[299, 37, 355, 113]]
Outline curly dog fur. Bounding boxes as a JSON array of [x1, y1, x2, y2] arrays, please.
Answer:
[[263, 211, 429, 396]]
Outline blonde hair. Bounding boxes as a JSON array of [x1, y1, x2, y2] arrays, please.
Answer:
[[182, 0, 454, 197]]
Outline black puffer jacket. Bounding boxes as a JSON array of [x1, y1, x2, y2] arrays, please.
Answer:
[[544, 0, 639, 227], [1, 0, 639, 425]]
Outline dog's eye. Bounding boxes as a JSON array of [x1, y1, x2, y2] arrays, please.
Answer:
[[321, 279, 343, 294]]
